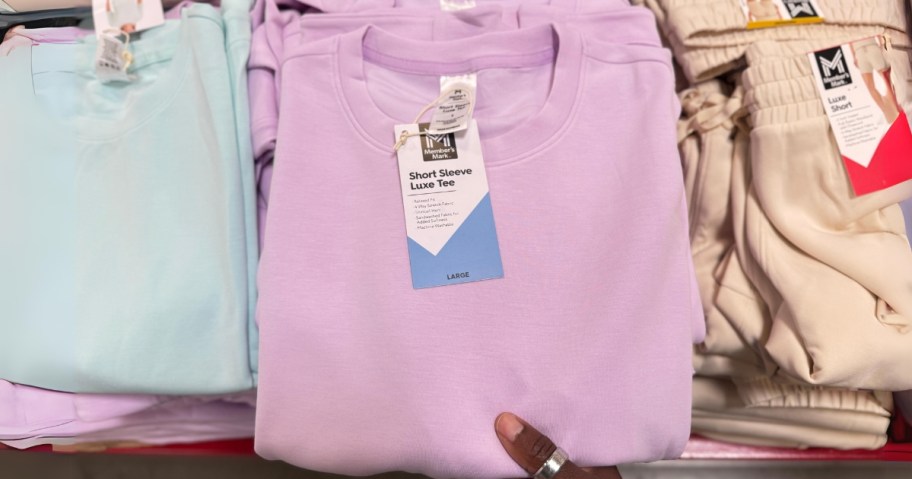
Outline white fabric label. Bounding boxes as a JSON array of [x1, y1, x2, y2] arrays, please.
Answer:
[[428, 75, 476, 135], [94, 33, 134, 83], [439, 0, 476, 11]]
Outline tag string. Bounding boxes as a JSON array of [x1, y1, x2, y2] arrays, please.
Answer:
[[392, 87, 464, 152]]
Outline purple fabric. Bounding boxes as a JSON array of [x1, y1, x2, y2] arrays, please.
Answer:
[[253, 11, 697, 477], [248, 0, 704, 341], [0, 381, 255, 449]]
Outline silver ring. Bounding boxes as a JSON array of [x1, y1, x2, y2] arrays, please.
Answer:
[[532, 447, 569, 479]]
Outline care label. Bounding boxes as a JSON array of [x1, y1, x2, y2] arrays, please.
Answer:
[[395, 120, 503, 289], [808, 36, 912, 196], [92, 0, 164, 36], [94, 33, 133, 83], [439, 0, 476, 11], [428, 74, 476, 135], [739, 0, 823, 29]]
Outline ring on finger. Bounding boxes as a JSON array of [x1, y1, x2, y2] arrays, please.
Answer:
[[532, 447, 569, 479]]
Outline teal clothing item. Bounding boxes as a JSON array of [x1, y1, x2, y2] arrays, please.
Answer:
[[0, 3, 258, 394]]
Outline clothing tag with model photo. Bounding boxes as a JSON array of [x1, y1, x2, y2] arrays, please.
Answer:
[[439, 0, 476, 11], [394, 120, 503, 289], [739, 0, 823, 29], [808, 35, 912, 196], [94, 32, 134, 83], [428, 74, 476, 135], [92, 0, 165, 37]]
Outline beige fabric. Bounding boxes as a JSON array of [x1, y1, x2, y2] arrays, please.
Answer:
[[51, 441, 149, 453], [678, 81, 771, 378], [692, 376, 891, 449], [635, 0, 909, 81], [851, 38, 890, 73], [746, 0, 779, 22], [736, 41, 912, 390], [679, 81, 738, 352], [711, 127, 778, 379]]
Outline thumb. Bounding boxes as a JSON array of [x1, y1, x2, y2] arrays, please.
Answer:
[[494, 413, 621, 479]]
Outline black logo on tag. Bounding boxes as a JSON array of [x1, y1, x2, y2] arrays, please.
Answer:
[[815, 46, 852, 90], [419, 123, 458, 161], [782, 0, 818, 18]]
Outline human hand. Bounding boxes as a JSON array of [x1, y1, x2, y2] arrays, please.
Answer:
[[495, 413, 622, 479]]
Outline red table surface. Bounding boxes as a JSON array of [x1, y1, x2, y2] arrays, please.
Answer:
[[3, 437, 912, 461], [2, 412, 912, 460]]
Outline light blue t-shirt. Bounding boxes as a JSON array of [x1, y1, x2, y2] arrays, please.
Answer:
[[0, 2, 258, 394]]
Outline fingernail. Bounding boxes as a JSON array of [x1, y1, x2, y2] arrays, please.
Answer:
[[496, 413, 524, 442]]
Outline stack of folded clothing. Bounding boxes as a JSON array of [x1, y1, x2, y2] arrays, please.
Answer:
[[251, 1, 703, 477], [0, 0, 258, 450], [639, 0, 912, 449]]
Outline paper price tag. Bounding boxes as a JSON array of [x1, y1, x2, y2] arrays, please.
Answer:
[[92, 0, 165, 37], [808, 36, 912, 196], [94, 33, 133, 83], [739, 0, 823, 29], [394, 120, 503, 289]]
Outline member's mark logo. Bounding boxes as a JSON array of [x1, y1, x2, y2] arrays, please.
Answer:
[[419, 123, 458, 161], [783, 0, 818, 18], [815, 46, 852, 90]]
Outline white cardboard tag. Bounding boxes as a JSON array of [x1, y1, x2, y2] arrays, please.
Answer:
[[808, 36, 912, 196], [394, 120, 503, 288], [739, 0, 823, 29], [92, 0, 165, 36]]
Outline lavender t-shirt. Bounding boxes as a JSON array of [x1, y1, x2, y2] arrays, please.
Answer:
[[254, 19, 697, 478]]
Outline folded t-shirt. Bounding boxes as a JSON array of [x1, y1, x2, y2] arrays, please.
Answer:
[[0, 1, 258, 394], [254, 18, 697, 478]]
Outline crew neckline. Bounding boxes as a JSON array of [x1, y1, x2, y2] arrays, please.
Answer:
[[18, 9, 212, 142], [335, 23, 584, 165]]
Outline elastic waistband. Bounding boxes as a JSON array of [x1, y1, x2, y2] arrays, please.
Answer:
[[734, 377, 893, 415], [665, 0, 906, 41], [743, 35, 909, 66], [741, 40, 912, 124]]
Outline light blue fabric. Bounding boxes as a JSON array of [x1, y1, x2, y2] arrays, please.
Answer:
[[0, 3, 257, 394]]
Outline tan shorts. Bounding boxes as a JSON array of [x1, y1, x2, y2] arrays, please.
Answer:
[[692, 376, 891, 449], [747, 0, 779, 22], [853, 39, 891, 73], [737, 40, 912, 390], [633, 0, 909, 82]]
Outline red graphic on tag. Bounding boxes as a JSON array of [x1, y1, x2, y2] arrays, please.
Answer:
[[842, 112, 912, 196]]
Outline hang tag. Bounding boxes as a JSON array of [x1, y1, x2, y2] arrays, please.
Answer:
[[394, 120, 503, 289], [439, 0, 476, 11], [739, 0, 823, 29], [808, 36, 912, 196], [428, 75, 476, 135], [94, 33, 134, 83], [92, 0, 165, 37]]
